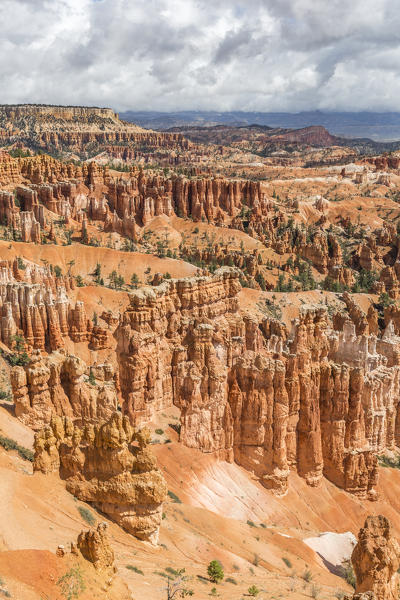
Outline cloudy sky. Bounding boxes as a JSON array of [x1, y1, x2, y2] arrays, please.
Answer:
[[1, 0, 400, 112]]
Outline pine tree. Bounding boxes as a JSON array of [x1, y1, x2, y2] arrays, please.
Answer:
[[207, 560, 224, 584]]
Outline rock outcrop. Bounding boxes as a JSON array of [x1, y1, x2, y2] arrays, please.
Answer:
[[351, 515, 400, 600], [12, 350, 118, 429], [76, 522, 115, 572], [34, 412, 167, 544]]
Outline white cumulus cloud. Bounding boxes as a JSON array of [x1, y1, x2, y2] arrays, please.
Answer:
[[0, 0, 399, 111]]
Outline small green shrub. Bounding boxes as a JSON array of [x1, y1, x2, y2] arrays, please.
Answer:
[[225, 577, 237, 585], [154, 571, 168, 578], [165, 567, 180, 577], [17, 257, 26, 270], [378, 454, 400, 469], [155, 428, 164, 435], [302, 569, 313, 582], [282, 557, 292, 568], [126, 565, 144, 575], [77, 506, 96, 526], [247, 520, 256, 527], [167, 490, 182, 503], [248, 585, 260, 597], [57, 566, 85, 600], [341, 560, 356, 589], [0, 435, 33, 461], [88, 369, 96, 386], [3, 350, 30, 367]]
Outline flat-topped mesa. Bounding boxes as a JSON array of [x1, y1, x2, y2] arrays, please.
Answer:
[[179, 245, 265, 288], [122, 266, 240, 332], [33, 412, 167, 544], [116, 270, 400, 498], [0, 104, 189, 153], [0, 104, 119, 121], [350, 515, 400, 600], [12, 350, 118, 429]]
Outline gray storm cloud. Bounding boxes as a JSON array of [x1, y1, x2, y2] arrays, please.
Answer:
[[1, 0, 400, 111]]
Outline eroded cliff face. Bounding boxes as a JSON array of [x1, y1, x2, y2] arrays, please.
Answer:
[[0, 259, 112, 352], [34, 412, 167, 544], [12, 350, 119, 429], [350, 515, 400, 600], [116, 267, 243, 425], [115, 268, 400, 498]]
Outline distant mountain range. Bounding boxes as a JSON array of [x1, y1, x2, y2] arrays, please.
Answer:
[[120, 110, 400, 142]]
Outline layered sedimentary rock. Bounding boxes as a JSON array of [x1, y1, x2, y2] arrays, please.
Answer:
[[101, 172, 264, 230], [116, 268, 400, 498], [34, 412, 167, 543], [12, 350, 118, 429], [0, 104, 189, 154], [350, 515, 400, 600]]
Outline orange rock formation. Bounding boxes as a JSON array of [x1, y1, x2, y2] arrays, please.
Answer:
[[116, 268, 400, 498], [34, 412, 167, 543], [351, 515, 400, 600], [12, 350, 118, 429]]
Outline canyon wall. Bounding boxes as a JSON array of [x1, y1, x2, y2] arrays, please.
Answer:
[[116, 268, 400, 498]]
